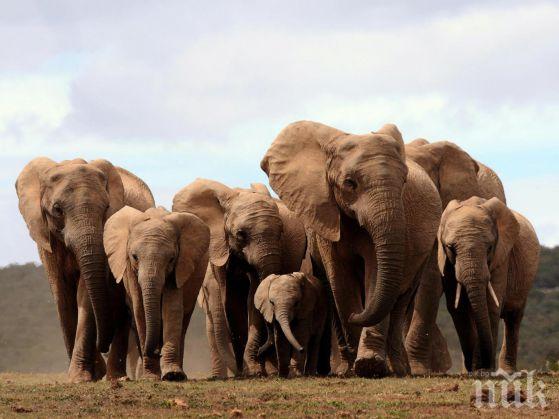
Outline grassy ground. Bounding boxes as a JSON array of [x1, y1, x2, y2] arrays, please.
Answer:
[[0, 373, 556, 417]]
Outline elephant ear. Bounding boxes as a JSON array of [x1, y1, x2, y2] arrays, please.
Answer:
[[250, 182, 272, 197], [254, 274, 278, 323], [165, 212, 210, 288], [104, 206, 147, 283], [15, 157, 56, 252], [482, 197, 519, 270], [261, 121, 343, 242], [435, 142, 481, 208], [172, 178, 236, 266], [437, 200, 462, 275], [90, 159, 126, 219]]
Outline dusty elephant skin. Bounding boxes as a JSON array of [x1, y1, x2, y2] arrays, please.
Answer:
[[173, 180, 307, 377], [261, 121, 442, 378], [254, 272, 328, 377], [438, 197, 539, 372], [104, 206, 209, 381], [404, 139, 507, 375], [15, 158, 154, 382]]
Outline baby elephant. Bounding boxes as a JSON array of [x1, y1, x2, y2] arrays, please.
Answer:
[[438, 197, 539, 373], [254, 272, 328, 377], [104, 206, 209, 380]]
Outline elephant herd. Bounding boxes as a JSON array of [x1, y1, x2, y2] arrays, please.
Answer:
[[15, 121, 540, 383]]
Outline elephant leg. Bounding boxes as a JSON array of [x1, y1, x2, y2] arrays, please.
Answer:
[[68, 277, 102, 383], [206, 311, 228, 378], [355, 317, 390, 378], [387, 290, 413, 377], [126, 330, 140, 380], [106, 285, 129, 380], [405, 248, 447, 374], [160, 286, 186, 381], [429, 324, 452, 374], [39, 247, 78, 360], [244, 281, 267, 376], [289, 319, 311, 376], [316, 237, 361, 374], [499, 308, 522, 373], [305, 335, 321, 376], [274, 323, 291, 378], [445, 283, 477, 372]]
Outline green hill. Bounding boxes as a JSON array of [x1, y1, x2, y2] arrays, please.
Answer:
[[1, 246, 558, 374]]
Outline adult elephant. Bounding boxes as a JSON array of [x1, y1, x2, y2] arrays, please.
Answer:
[[403, 139, 506, 374], [172, 180, 307, 376], [16, 158, 154, 382], [261, 121, 441, 377]]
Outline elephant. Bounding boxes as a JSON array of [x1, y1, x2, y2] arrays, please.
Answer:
[[254, 272, 328, 377], [103, 206, 209, 380], [437, 197, 539, 373], [403, 139, 507, 374], [261, 121, 442, 377], [15, 158, 154, 382], [172, 180, 307, 376]]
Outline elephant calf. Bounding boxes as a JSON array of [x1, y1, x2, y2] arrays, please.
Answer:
[[104, 206, 209, 380], [437, 197, 539, 373], [254, 272, 328, 377]]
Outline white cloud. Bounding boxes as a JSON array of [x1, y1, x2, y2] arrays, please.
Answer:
[[0, 1, 558, 265]]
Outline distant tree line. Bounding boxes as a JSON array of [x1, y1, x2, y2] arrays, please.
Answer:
[[1, 246, 558, 373]]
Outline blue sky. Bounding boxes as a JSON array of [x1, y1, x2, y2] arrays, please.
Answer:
[[1, 0, 558, 265]]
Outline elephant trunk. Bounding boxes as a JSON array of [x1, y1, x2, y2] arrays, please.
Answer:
[[276, 308, 303, 352], [140, 269, 163, 358], [349, 182, 406, 326], [464, 282, 493, 370], [258, 322, 275, 358], [68, 209, 113, 353]]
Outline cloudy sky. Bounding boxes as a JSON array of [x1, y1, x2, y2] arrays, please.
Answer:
[[1, 1, 558, 265]]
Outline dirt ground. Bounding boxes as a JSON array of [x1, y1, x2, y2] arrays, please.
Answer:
[[0, 372, 556, 417]]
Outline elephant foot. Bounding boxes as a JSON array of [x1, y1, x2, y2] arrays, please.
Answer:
[[388, 357, 410, 377], [93, 353, 107, 381], [408, 360, 430, 376], [106, 369, 128, 381], [354, 354, 389, 378], [161, 365, 187, 382], [68, 367, 94, 383], [140, 370, 161, 381]]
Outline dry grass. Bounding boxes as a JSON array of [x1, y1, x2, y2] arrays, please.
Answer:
[[0, 373, 556, 417]]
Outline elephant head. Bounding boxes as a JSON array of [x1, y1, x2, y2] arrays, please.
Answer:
[[103, 206, 209, 359], [437, 197, 519, 369], [406, 140, 483, 208], [16, 157, 126, 352], [261, 121, 408, 327], [172, 179, 285, 281]]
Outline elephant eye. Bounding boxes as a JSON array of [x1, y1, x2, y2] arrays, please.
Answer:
[[235, 230, 248, 242], [52, 202, 63, 217], [132, 253, 138, 262], [342, 178, 357, 191]]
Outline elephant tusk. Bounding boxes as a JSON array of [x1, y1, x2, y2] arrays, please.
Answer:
[[487, 282, 500, 308], [454, 282, 462, 309]]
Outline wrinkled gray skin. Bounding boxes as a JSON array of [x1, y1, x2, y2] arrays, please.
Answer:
[[254, 272, 328, 377], [404, 139, 506, 374], [438, 197, 539, 373], [104, 206, 209, 380], [15, 158, 154, 382], [173, 180, 307, 376], [262, 122, 442, 378]]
